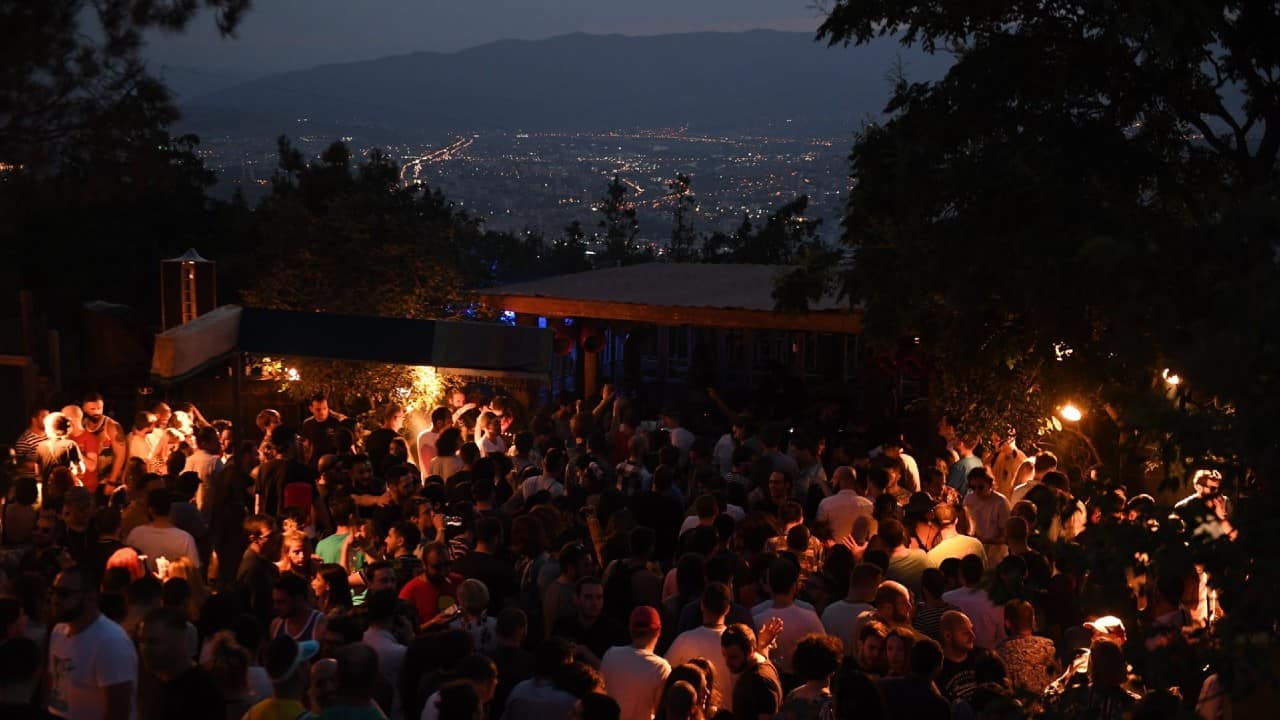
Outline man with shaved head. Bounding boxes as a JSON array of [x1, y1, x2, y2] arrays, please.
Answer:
[[936, 610, 980, 703], [816, 466, 872, 543]]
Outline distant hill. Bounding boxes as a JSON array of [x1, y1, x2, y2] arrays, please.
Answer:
[[179, 30, 950, 138]]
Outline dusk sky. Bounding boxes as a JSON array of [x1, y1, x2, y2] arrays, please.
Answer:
[[145, 0, 824, 77]]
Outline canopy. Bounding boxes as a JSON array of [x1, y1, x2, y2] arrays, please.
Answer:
[[151, 305, 553, 383]]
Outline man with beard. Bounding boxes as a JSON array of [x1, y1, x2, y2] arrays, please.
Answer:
[[46, 566, 137, 720], [399, 542, 463, 629], [81, 394, 127, 493]]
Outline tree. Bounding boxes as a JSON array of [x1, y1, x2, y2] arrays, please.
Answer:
[[707, 195, 827, 265], [807, 1, 1280, 472], [239, 138, 487, 411], [0, 0, 249, 170], [549, 220, 593, 274], [0, 1, 252, 326], [810, 0, 1280, 701], [596, 175, 646, 266], [665, 173, 699, 262]]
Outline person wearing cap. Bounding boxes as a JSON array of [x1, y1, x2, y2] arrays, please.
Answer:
[[243, 634, 319, 720], [599, 606, 670, 720], [1043, 614, 1128, 704]]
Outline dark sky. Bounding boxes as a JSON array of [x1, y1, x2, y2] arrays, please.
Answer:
[[146, 0, 824, 77]]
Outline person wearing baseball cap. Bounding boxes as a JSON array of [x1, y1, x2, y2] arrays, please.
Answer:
[[243, 635, 318, 720], [599, 607, 670, 720]]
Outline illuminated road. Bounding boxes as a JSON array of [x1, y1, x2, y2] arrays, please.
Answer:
[[400, 135, 474, 185]]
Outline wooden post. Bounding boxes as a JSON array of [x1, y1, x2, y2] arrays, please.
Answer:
[[583, 347, 599, 400]]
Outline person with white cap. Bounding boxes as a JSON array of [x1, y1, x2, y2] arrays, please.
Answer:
[[599, 606, 670, 720], [242, 634, 319, 720]]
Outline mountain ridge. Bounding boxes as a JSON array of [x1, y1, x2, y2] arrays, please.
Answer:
[[179, 30, 950, 138]]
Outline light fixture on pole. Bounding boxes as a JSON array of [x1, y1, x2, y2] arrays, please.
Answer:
[[1162, 368, 1182, 386], [1059, 403, 1083, 423]]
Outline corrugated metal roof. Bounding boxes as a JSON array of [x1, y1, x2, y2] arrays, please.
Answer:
[[479, 263, 846, 312]]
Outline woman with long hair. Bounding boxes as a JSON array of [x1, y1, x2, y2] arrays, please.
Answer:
[[166, 556, 208, 622], [311, 563, 353, 614]]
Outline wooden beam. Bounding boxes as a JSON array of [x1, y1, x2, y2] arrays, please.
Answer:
[[481, 295, 863, 335]]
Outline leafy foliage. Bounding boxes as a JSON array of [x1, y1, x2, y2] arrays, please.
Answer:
[[810, 0, 1280, 703], [807, 0, 1280, 479], [596, 175, 648, 266], [0, 0, 249, 170]]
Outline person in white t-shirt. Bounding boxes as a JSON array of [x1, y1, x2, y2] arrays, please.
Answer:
[[816, 466, 873, 543], [415, 407, 452, 469], [665, 583, 736, 712], [962, 467, 1011, 566], [124, 488, 201, 574], [600, 606, 670, 720], [821, 563, 882, 656], [183, 426, 225, 513], [47, 566, 138, 720], [752, 558, 825, 677]]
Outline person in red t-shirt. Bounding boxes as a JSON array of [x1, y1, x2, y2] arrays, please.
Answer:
[[399, 542, 463, 630]]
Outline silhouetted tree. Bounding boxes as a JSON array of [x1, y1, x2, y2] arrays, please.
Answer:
[[665, 173, 699, 262], [596, 175, 645, 266]]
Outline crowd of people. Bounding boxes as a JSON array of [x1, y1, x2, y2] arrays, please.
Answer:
[[0, 384, 1240, 720]]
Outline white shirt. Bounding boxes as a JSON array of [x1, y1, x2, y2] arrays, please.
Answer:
[[1010, 478, 1040, 507], [941, 586, 1007, 650], [664, 625, 734, 711], [816, 490, 874, 542], [821, 601, 874, 656], [125, 524, 200, 570], [48, 614, 138, 720], [183, 449, 224, 511], [600, 645, 670, 720], [416, 429, 440, 467], [752, 603, 825, 675]]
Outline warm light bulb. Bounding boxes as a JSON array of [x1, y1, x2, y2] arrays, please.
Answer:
[[1162, 368, 1182, 386], [1059, 403, 1083, 423]]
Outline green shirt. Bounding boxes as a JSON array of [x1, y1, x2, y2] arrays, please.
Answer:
[[315, 531, 367, 605]]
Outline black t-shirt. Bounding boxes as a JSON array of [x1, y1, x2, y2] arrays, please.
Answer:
[[936, 651, 979, 703], [731, 658, 783, 720], [256, 459, 316, 516], [365, 428, 400, 470], [453, 549, 517, 604], [161, 665, 224, 720], [300, 416, 344, 465], [551, 614, 628, 661]]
